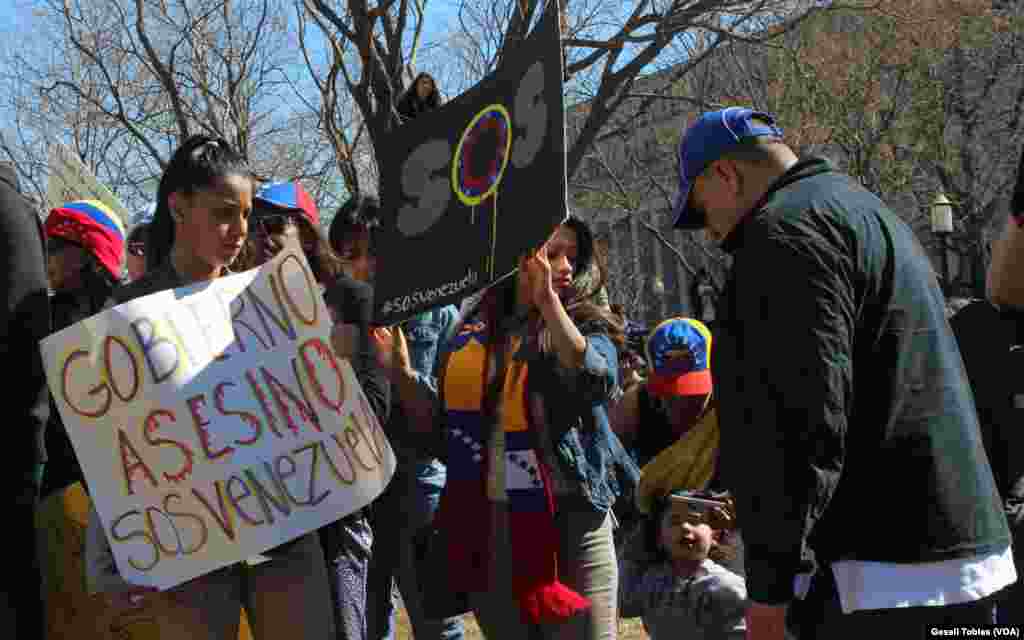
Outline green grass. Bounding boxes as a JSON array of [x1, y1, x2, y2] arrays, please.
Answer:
[[392, 604, 649, 639]]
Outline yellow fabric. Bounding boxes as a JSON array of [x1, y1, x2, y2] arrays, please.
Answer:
[[444, 337, 488, 411], [635, 408, 719, 514], [443, 327, 528, 432], [503, 362, 529, 432], [442, 325, 531, 504], [37, 482, 254, 640]]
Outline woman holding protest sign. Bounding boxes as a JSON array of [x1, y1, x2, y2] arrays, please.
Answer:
[[84, 136, 335, 640], [375, 215, 633, 640]]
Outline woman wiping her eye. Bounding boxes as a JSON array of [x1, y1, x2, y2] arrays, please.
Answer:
[[374, 214, 637, 640]]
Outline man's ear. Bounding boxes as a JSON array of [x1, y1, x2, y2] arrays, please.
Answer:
[[717, 159, 743, 193]]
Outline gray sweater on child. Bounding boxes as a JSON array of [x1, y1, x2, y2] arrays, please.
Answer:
[[620, 557, 747, 640]]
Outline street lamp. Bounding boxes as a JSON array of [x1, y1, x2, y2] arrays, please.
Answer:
[[931, 192, 954, 294], [646, 276, 666, 325], [931, 192, 954, 234], [650, 276, 665, 297]]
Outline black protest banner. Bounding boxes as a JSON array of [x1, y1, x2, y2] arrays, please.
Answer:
[[374, 0, 566, 325]]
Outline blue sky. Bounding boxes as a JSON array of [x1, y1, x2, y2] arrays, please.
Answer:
[[0, 1, 35, 36], [0, 0, 462, 84], [0, 0, 645, 209]]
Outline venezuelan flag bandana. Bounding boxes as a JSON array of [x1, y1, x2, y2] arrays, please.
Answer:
[[438, 320, 590, 624], [45, 200, 126, 280]]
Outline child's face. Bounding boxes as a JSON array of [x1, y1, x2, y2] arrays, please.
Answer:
[[659, 501, 714, 563]]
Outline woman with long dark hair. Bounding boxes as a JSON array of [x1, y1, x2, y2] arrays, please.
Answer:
[[86, 136, 335, 639], [320, 195, 394, 640], [375, 215, 636, 640]]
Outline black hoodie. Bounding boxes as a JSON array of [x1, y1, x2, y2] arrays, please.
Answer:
[[0, 163, 50, 496]]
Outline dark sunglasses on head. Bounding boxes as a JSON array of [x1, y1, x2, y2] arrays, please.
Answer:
[[127, 242, 146, 257], [254, 212, 301, 235], [667, 492, 736, 530]]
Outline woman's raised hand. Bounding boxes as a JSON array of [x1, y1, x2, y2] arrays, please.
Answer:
[[522, 242, 557, 309], [371, 325, 412, 376]]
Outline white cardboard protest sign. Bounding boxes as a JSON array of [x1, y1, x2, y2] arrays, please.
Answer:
[[40, 248, 395, 590], [46, 142, 132, 225]]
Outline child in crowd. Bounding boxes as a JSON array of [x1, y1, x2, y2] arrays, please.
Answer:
[[619, 490, 747, 640]]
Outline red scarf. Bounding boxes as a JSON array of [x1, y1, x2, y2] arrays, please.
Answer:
[[437, 322, 590, 624]]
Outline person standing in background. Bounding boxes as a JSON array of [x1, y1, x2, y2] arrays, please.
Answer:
[[324, 195, 396, 640], [0, 161, 51, 639], [987, 147, 1024, 309], [367, 299, 465, 640], [37, 200, 127, 639], [397, 73, 442, 123]]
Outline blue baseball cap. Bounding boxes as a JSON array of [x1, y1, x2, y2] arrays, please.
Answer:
[[671, 107, 784, 229]]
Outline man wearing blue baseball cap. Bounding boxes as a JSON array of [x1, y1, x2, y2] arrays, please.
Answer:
[[671, 107, 793, 240], [671, 108, 1016, 638]]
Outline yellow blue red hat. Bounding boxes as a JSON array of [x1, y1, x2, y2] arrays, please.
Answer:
[[645, 317, 712, 397], [255, 181, 320, 227], [45, 200, 126, 280]]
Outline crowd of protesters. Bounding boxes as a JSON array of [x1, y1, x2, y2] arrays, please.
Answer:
[[0, 77, 1022, 640]]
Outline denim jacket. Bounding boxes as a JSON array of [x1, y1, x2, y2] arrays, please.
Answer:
[[406, 305, 459, 382], [386, 305, 459, 470], [410, 311, 639, 514]]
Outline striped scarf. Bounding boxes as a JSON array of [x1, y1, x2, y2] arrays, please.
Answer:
[[437, 320, 590, 624]]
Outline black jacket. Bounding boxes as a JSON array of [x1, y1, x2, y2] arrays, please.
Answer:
[[0, 164, 50, 496], [950, 301, 1024, 531], [397, 90, 440, 122], [713, 158, 1010, 604], [41, 291, 107, 498], [323, 273, 390, 424]]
